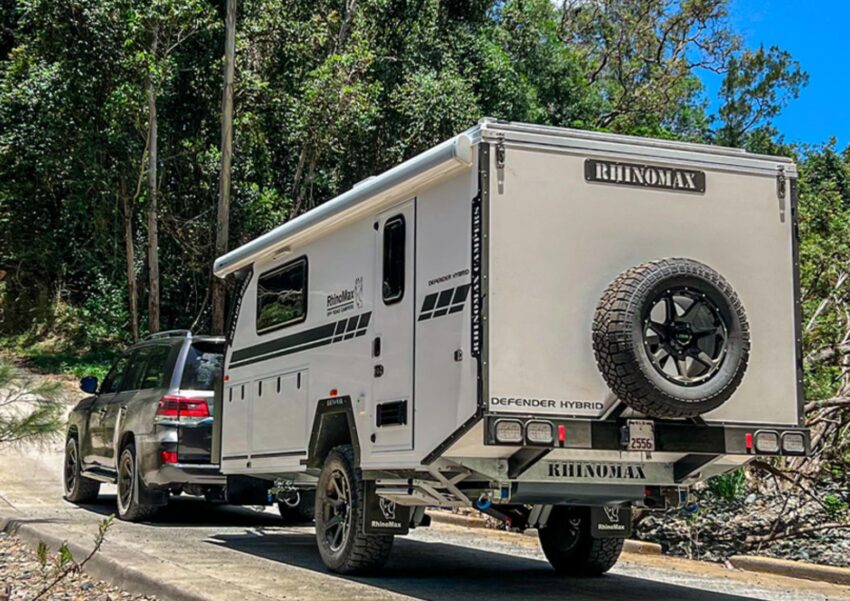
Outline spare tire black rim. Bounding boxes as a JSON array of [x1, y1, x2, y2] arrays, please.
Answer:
[[642, 286, 729, 386]]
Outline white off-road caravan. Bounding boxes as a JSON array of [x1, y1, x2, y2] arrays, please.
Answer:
[[212, 119, 809, 575]]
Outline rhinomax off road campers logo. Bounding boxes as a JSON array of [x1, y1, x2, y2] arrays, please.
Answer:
[[547, 461, 647, 481], [585, 158, 706, 193], [326, 276, 363, 316]]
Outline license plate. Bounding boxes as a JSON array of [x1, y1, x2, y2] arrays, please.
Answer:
[[627, 419, 655, 452]]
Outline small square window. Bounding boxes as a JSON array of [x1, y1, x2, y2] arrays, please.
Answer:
[[256, 257, 308, 333]]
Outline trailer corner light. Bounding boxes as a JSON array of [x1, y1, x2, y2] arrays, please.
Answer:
[[494, 419, 523, 444], [557, 424, 566, 443], [526, 421, 553, 444], [329, 388, 338, 397], [754, 430, 780, 454], [781, 431, 806, 454], [744, 432, 753, 450]]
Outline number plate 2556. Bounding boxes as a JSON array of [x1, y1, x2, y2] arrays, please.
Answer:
[[628, 419, 655, 452]]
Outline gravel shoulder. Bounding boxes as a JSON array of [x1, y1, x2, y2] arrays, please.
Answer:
[[0, 530, 155, 601]]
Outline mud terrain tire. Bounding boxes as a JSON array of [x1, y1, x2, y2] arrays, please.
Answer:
[[592, 258, 750, 418], [538, 506, 623, 576], [315, 445, 393, 574]]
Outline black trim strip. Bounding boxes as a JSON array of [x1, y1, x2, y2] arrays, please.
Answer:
[[230, 311, 371, 368], [250, 449, 307, 459], [790, 178, 805, 426], [222, 454, 249, 461]]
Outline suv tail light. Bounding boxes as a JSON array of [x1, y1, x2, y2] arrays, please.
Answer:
[[155, 395, 210, 425]]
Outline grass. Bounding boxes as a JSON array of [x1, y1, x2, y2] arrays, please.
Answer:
[[0, 333, 116, 381]]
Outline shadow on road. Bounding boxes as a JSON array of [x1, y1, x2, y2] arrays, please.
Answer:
[[208, 530, 755, 601], [70, 495, 288, 528]]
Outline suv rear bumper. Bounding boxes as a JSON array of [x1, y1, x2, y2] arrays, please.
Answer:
[[138, 436, 226, 488], [152, 463, 226, 486]]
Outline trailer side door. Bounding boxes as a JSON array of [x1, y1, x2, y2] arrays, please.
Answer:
[[370, 200, 415, 451]]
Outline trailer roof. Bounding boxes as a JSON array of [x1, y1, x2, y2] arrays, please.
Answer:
[[214, 118, 795, 278]]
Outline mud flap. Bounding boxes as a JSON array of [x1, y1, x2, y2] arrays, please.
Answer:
[[362, 481, 410, 535], [590, 505, 632, 539]]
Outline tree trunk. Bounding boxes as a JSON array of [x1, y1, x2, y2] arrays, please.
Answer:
[[146, 30, 160, 333], [211, 0, 237, 335], [121, 178, 139, 342]]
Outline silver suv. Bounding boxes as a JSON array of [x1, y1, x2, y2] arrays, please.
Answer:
[[64, 331, 225, 521]]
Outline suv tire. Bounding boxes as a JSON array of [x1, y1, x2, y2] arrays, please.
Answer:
[[538, 506, 623, 576], [116, 443, 158, 522], [278, 489, 316, 524], [592, 258, 750, 418], [314, 445, 393, 574], [63, 436, 100, 503]]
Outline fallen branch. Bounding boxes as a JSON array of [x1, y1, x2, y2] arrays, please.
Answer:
[[804, 397, 850, 412], [746, 522, 850, 545]]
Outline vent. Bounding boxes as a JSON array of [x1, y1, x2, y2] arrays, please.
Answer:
[[376, 400, 407, 427]]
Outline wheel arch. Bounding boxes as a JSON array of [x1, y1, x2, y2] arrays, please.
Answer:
[[307, 396, 360, 469]]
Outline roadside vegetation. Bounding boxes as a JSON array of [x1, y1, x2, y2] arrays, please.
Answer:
[[1, 0, 849, 566], [0, 360, 67, 446]]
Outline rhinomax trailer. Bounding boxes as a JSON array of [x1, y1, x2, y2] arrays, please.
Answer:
[[212, 119, 808, 575]]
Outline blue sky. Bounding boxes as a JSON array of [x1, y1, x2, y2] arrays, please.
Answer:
[[701, 0, 848, 149]]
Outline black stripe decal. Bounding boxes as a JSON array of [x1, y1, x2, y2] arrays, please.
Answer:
[[230, 311, 371, 368], [436, 289, 453, 309], [453, 284, 470, 304], [419, 284, 470, 321]]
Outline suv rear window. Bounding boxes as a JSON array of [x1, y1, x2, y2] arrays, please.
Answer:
[[181, 343, 223, 391]]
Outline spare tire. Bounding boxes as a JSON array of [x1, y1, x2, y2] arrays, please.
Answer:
[[592, 258, 750, 418]]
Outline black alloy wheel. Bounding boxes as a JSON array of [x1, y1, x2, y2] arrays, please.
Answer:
[[643, 286, 729, 386]]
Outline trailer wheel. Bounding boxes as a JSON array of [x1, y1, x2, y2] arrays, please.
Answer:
[[278, 489, 315, 524], [314, 445, 393, 574], [538, 506, 623, 576], [592, 258, 750, 418]]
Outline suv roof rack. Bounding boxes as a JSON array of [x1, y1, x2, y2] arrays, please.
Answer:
[[142, 329, 192, 341]]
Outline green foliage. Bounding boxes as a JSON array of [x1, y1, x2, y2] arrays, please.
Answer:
[[0, 359, 66, 445], [0, 0, 818, 364], [823, 493, 848, 517], [715, 45, 808, 148], [707, 469, 747, 502]]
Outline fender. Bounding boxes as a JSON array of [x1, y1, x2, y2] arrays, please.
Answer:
[[306, 396, 361, 469]]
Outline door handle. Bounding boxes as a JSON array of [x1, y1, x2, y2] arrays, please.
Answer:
[[373, 336, 381, 358]]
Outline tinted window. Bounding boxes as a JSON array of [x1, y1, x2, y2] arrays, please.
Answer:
[[101, 355, 130, 394], [181, 343, 223, 391], [382, 216, 405, 304], [140, 345, 172, 389], [256, 258, 307, 332], [122, 348, 150, 391]]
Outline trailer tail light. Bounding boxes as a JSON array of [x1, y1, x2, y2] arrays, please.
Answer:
[[781, 431, 806, 454], [744, 432, 753, 451], [161, 450, 179, 464], [558, 424, 566, 444], [155, 395, 210, 425], [526, 421, 553, 444], [494, 419, 523, 444], [754, 430, 780, 454]]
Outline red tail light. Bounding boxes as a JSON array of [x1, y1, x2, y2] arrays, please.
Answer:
[[161, 450, 179, 464], [155, 395, 210, 423]]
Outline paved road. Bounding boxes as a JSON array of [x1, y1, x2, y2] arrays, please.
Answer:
[[1, 438, 848, 601]]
